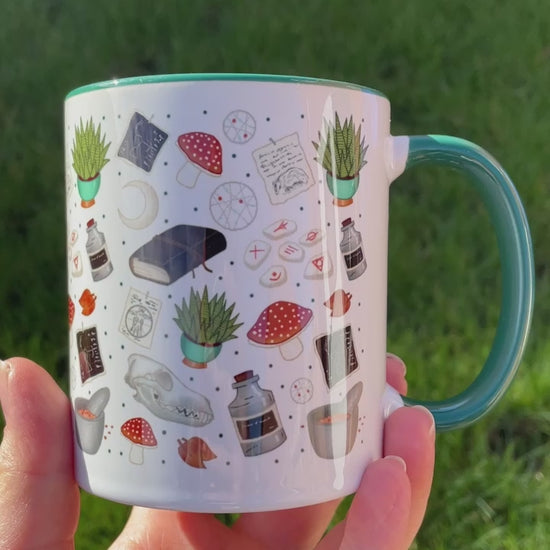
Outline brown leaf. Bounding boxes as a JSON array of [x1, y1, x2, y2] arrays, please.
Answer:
[[178, 437, 217, 469]]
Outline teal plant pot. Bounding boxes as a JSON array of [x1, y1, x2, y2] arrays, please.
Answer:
[[325, 172, 359, 206], [77, 173, 101, 208], [180, 334, 222, 368]]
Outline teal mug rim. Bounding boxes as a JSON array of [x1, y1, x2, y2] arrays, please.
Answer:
[[65, 73, 388, 100]]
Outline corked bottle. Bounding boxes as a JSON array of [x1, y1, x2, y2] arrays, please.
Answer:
[[86, 219, 113, 281], [228, 370, 286, 457], [340, 217, 367, 280]]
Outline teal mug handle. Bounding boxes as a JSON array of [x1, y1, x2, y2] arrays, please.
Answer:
[[396, 135, 534, 431]]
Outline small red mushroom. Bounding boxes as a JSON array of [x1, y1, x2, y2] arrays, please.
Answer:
[[121, 417, 157, 465], [247, 300, 313, 361], [176, 131, 223, 188]]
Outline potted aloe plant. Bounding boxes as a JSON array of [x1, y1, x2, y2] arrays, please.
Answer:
[[312, 112, 368, 206], [72, 117, 111, 208], [174, 286, 243, 368]]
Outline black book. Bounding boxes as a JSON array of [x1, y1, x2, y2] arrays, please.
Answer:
[[129, 224, 227, 285]]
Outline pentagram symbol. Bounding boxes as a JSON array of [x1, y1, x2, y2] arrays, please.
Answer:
[[125, 305, 154, 339], [209, 181, 258, 231], [223, 110, 256, 144]]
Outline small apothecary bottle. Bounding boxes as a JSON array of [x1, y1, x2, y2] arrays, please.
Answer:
[[340, 217, 367, 280], [85, 218, 113, 281], [228, 370, 286, 457]]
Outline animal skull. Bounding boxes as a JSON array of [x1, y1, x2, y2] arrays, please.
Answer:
[[125, 354, 214, 426]]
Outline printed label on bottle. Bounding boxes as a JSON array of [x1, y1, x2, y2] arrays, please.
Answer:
[[235, 409, 279, 440], [344, 247, 364, 269], [89, 247, 109, 270]]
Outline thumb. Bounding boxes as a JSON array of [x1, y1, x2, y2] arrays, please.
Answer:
[[0, 358, 80, 549], [318, 456, 411, 550]]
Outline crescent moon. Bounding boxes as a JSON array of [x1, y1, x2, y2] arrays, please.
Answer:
[[118, 181, 159, 230]]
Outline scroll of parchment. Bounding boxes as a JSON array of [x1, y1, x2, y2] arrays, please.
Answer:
[[253, 133, 314, 205]]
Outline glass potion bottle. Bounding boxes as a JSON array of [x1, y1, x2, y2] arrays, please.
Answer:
[[228, 370, 286, 457], [340, 217, 367, 280], [86, 219, 113, 281]]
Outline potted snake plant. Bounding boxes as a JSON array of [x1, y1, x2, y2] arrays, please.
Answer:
[[312, 112, 368, 206], [174, 286, 243, 368], [71, 117, 111, 208]]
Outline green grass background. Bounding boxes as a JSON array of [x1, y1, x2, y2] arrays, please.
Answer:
[[1, 1, 549, 548]]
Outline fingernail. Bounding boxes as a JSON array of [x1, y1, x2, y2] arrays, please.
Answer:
[[0, 359, 12, 373], [0, 359, 12, 416], [384, 455, 407, 471], [0, 359, 12, 386], [412, 405, 436, 437], [386, 353, 406, 376]]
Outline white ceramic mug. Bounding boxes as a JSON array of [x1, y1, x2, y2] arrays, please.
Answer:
[[65, 74, 534, 512]]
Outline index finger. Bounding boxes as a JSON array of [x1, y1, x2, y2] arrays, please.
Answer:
[[386, 353, 408, 395], [384, 405, 436, 547]]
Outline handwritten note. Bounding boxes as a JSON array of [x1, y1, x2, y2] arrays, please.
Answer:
[[253, 133, 314, 205]]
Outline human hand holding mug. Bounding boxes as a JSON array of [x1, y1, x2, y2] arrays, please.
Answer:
[[1, 353, 434, 549], [64, 74, 534, 512]]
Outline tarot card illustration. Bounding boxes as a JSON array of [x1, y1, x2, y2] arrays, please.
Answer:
[[76, 326, 105, 383], [119, 288, 162, 348], [314, 325, 359, 388]]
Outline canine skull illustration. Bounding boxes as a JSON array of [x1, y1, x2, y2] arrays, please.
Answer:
[[125, 354, 214, 426]]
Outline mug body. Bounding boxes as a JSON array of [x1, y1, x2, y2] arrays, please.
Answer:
[[65, 74, 397, 512]]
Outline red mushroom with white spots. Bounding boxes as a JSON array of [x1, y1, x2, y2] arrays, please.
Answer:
[[120, 417, 157, 465], [176, 131, 223, 188], [247, 300, 313, 361]]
